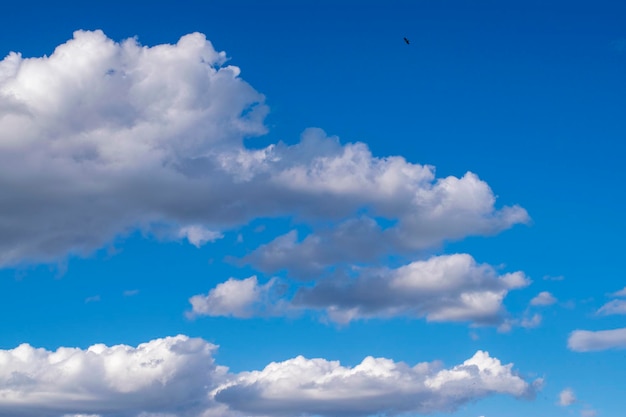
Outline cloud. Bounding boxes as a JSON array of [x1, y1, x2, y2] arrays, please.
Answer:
[[530, 291, 557, 306], [520, 313, 542, 329], [282, 253, 529, 325], [0, 30, 265, 266], [542, 275, 564, 281], [0, 30, 527, 267], [597, 299, 626, 316], [0, 335, 226, 417], [568, 327, 626, 352], [215, 350, 539, 417], [177, 225, 223, 248], [609, 286, 626, 297], [243, 171, 529, 277], [84, 295, 101, 303], [558, 388, 576, 406], [187, 276, 282, 319], [581, 409, 598, 417], [0, 336, 538, 417]]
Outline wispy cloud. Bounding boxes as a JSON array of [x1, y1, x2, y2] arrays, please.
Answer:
[[84, 295, 101, 304], [568, 327, 626, 352]]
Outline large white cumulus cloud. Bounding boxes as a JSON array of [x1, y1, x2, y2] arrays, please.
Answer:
[[0, 30, 527, 267], [0, 335, 225, 417], [0, 336, 538, 417], [215, 350, 538, 417], [0, 30, 266, 265]]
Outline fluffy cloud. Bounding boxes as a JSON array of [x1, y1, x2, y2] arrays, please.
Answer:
[[529, 291, 556, 306], [568, 327, 626, 352], [177, 225, 223, 248], [293, 253, 529, 325], [0, 30, 265, 266], [558, 388, 576, 406], [187, 276, 282, 318], [0, 335, 225, 417], [243, 172, 529, 277], [215, 350, 539, 417], [0, 30, 527, 267], [0, 336, 538, 417]]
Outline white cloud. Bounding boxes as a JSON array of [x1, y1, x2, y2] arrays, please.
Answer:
[[0, 335, 226, 417], [568, 327, 626, 352], [0, 337, 538, 417], [0, 30, 527, 267], [558, 388, 576, 406], [187, 276, 281, 319], [530, 291, 556, 306], [289, 253, 529, 325], [581, 409, 598, 417], [178, 225, 223, 248], [0, 30, 265, 266], [597, 299, 626, 316], [215, 350, 539, 417], [243, 171, 529, 277]]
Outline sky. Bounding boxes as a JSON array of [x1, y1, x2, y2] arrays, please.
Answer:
[[0, 1, 625, 416]]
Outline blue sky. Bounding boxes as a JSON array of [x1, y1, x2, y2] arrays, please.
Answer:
[[0, 1, 625, 416]]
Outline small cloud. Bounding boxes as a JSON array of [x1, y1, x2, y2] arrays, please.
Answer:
[[581, 409, 598, 417], [253, 224, 266, 233], [469, 331, 480, 341], [543, 275, 564, 281], [610, 286, 626, 297], [85, 295, 101, 304], [123, 289, 139, 297], [178, 225, 223, 248], [558, 388, 576, 406], [597, 299, 626, 316], [497, 320, 513, 333], [568, 327, 626, 352], [530, 291, 557, 306], [187, 276, 280, 319], [236, 233, 243, 243], [521, 313, 542, 328]]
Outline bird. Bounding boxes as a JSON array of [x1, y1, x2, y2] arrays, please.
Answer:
[[403, 37, 410, 45]]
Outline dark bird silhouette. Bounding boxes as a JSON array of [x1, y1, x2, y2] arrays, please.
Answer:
[[403, 37, 410, 45]]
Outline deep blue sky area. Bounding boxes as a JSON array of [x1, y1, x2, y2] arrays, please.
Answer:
[[0, 1, 625, 417]]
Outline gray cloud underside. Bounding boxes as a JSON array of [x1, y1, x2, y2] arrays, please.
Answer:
[[0, 30, 527, 267], [189, 254, 529, 326], [0, 336, 539, 417]]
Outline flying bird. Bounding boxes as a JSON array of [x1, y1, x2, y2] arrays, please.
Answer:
[[403, 37, 410, 45]]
